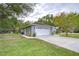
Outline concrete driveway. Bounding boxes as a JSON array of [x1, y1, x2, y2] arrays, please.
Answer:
[[37, 35, 79, 53]]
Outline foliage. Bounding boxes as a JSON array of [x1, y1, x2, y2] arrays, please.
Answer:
[[35, 14, 54, 26], [36, 12, 79, 36], [54, 12, 79, 36], [33, 32, 36, 37], [59, 33, 79, 38], [0, 3, 35, 33], [0, 3, 35, 18]]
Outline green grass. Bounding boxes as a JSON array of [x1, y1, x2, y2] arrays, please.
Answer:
[[0, 33, 79, 56], [59, 33, 79, 38]]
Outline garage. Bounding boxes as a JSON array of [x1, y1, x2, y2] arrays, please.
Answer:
[[35, 28, 51, 36], [22, 24, 56, 37]]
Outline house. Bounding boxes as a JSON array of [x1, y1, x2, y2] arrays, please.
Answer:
[[21, 24, 57, 37]]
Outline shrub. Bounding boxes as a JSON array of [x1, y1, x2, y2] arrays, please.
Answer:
[[33, 33, 36, 37]]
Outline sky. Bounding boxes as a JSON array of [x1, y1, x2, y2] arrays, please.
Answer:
[[24, 3, 79, 22]]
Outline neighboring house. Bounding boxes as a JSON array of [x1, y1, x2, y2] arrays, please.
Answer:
[[21, 24, 57, 37]]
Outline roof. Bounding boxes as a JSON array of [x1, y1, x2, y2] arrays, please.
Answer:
[[22, 23, 55, 29], [31, 24, 51, 26]]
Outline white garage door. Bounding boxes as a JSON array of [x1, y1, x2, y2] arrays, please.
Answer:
[[35, 29, 51, 36]]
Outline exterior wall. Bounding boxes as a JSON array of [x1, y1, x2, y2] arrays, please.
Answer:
[[24, 29, 27, 35], [21, 27, 31, 36], [31, 25, 35, 36], [51, 26, 57, 32], [34, 25, 56, 36], [22, 24, 57, 36], [26, 27, 31, 36], [35, 25, 51, 29]]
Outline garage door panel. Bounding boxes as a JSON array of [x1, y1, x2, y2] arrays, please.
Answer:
[[35, 29, 51, 36]]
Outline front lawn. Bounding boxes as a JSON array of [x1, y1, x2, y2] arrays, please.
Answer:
[[59, 33, 79, 38], [0, 33, 79, 56]]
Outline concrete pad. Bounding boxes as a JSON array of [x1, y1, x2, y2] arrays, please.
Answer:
[[37, 35, 79, 53]]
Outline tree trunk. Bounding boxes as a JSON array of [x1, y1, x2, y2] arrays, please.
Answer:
[[65, 31, 68, 37]]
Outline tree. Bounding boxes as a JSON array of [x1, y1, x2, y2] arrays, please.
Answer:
[[72, 14, 79, 33], [0, 3, 35, 18], [36, 14, 54, 26], [54, 12, 79, 36], [0, 3, 35, 33]]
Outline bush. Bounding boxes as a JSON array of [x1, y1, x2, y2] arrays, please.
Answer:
[[33, 33, 36, 37], [74, 28, 79, 33]]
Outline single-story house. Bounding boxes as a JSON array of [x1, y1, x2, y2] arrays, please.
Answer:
[[21, 24, 57, 37]]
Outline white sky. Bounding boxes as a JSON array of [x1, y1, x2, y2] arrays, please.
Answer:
[[23, 3, 79, 22], [1, 0, 79, 22]]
